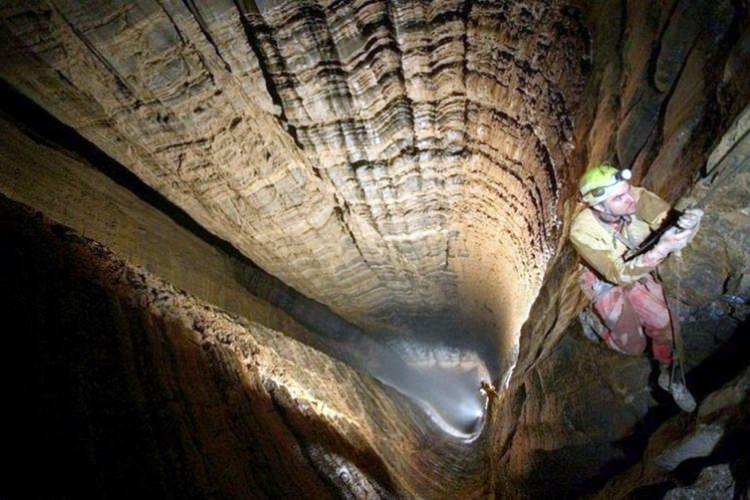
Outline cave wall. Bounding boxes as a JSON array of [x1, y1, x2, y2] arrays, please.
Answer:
[[660, 104, 750, 374], [0, 100, 498, 435], [0, 111, 315, 343], [490, 1, 750, 497], [0, 0, 749, 498], [591, 365, 750, 498], [0, 0, 590, 363], [0, 195, 488, 498], [0, 103, 433, 381]]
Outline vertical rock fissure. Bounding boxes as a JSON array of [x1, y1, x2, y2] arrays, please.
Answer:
[[231, 0, 306, 151], [180, 0, 233, 73]]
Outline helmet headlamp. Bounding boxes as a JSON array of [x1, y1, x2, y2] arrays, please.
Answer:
[[579, 167, 632, 207]]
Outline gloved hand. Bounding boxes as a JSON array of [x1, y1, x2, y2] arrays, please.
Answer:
[[655, 226, 693, 254], [676, 208, 703, 230]]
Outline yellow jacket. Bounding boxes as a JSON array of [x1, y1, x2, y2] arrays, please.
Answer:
[[569, 187, 670, 286]]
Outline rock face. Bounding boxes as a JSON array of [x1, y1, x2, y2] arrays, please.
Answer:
[[486, 1, 750, 497], [0, 104, 440, 404], [1, 0, 750, 498], [0, 0, 589, 362], [0, 196, 487, 498], [660, 105, 750, 375], [591, 366, 750, 499], [0, 107, 315, 344]]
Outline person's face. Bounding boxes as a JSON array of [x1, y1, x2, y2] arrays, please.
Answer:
[[598, 183, 636, 216]]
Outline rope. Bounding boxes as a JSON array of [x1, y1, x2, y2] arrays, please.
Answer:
[[663, 257, 688, 387], [625, 137, 748, 263]]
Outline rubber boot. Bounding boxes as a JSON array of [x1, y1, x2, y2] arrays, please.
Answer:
[[659, 364, 696, 412], [670, 380, 697, 412]]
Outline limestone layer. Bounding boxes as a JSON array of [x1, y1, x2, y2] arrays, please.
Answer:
[[3, 0, 750, 497], [0, 112, 313, 342], [0, 0, 588, 358], [0, 195, 487, 498]]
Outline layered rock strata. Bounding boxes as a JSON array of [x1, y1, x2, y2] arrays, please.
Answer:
[[0, 108, 314, 343], [0, 0, 589, 364], [1, 0, 750, 498], [0, 99, 489, 436], [0, 196, 488, 498]]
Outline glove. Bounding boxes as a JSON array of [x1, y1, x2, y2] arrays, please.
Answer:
[[655, 226, 693, 254], [676, 208, 703, 230]]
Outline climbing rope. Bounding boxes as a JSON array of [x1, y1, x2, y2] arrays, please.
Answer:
[[662, 259, 688, 388], [650, 124, 748, 389]]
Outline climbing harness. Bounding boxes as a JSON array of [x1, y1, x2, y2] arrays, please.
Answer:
[[585, 209, 691, 396]]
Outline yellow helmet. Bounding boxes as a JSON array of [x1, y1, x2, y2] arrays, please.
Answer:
[[579, 164, 632, 205]]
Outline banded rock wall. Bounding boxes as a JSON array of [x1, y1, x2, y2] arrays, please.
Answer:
[[0, 196, 488, 498], [0, 0, 589, 363], [1, 0, 750, 498]]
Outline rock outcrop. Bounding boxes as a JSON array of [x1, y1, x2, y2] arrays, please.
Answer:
[[591, 366, 750, 498], [0, 0, 590, 363], [487, 1, 750, 497]]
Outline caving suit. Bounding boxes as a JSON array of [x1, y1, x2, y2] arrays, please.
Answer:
[[569, 187, 675, 365]]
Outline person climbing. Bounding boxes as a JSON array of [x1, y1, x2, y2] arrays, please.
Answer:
[[480, 380, 498, 400], [569, 164, 703, 412]]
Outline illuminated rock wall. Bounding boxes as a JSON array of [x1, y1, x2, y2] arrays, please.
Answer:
[[0, 196, 488, 498], [0, 0, 588, 363]]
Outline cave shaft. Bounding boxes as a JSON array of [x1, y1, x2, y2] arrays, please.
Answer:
[[0, 0, 588, 366], [3, 0, 749, 497]]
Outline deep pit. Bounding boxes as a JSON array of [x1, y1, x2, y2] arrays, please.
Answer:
[[1, 1, 749, 498]]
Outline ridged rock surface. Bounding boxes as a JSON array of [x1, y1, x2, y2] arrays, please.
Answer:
[[0, 107, 423, 383], [0, 0, 589, 362], [0, 111, 314, 343], [0, 196, 487, 498], [488, 2, 750, 497]]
